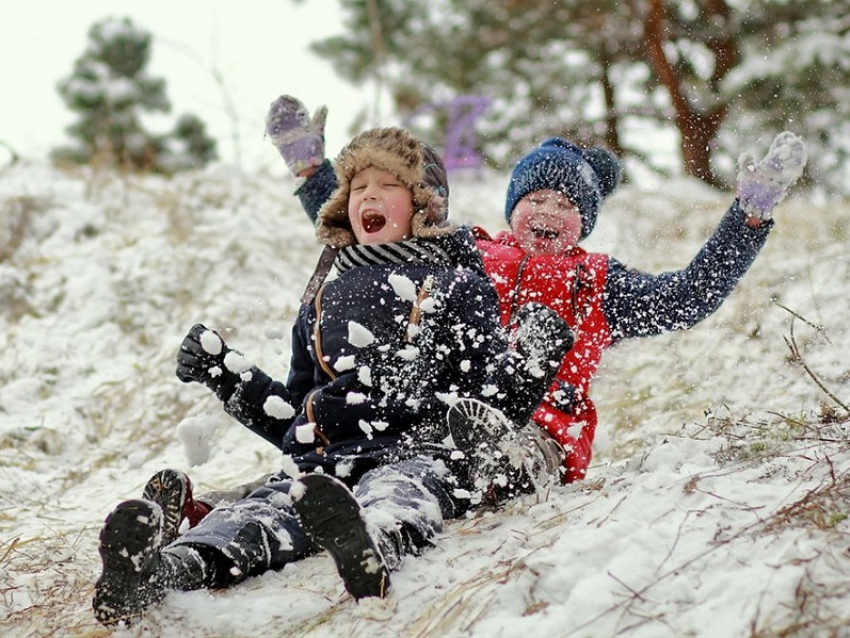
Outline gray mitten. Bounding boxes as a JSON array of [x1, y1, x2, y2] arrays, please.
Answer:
[[265, 95, 327, 176], [736, 131, 807, 221]]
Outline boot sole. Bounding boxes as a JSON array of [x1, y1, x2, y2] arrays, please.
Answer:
[[448, 398, 536, 503], [142, 469, 188, 545], [293, 474, 389, 600], [93, 499, 164, 626], [447, 398, 521, 472]]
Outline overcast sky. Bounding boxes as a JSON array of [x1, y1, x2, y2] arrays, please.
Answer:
[[0, 0, 381, 172]]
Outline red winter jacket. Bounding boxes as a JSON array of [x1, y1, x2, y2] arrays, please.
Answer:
[[473, 227, 611, 482], [472, 205, 772, 483]]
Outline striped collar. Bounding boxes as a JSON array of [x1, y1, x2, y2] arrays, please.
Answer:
[[334, 238, 453, 274]]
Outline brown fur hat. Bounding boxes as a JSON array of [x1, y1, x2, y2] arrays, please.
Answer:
[[316, 127, 453, 247]]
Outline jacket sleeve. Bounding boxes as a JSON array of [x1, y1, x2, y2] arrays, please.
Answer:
[[438, 271, 509, 394], [603, 201, 772, 342], [294, 160, 338, 224], [221, 306, 316, 449], [447, 273, 560, 426]]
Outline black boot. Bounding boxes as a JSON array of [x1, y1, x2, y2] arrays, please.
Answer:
[[373, 521, 428, 573], [448, 398, 542, 504], [142, 469, 212, 545], [92, 499, 212, 627], [518, 423, 565, 489], [292, 474, 390, 600], [93, 499, 169, 626]]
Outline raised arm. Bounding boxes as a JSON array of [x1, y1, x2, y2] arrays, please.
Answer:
[[266, 95, 337, 224], [604, 132, 807, 342]]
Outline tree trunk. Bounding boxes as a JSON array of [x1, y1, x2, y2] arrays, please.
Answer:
[[642, 0, 736, 187], [599, 49, 624, 158]]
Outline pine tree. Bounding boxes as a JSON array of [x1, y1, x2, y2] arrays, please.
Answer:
[[54, 16, 217, 174], [309, 1, 661, 172], [157, 114, 219, 173], [718, 0, 850, 192]]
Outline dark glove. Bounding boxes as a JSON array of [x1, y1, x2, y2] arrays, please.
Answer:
[[484, 303, 573, 428], [514, 303, 574, 381], [176, 323, 243, 400], [265, 95, 327, 177]]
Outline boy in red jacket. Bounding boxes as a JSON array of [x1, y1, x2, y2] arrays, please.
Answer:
[[268, 95, 807, 483]]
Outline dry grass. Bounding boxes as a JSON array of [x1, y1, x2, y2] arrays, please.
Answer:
[[0, 529, 107, 637]]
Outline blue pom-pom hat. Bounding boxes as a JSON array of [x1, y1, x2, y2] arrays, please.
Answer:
[[505, 138, 621, 240]]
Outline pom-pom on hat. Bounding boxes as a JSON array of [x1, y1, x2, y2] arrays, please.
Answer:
[[505, 138, 621, 240], [316, 127, 452, 247]]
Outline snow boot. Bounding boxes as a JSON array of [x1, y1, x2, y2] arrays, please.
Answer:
[[92, 499, 211, 627], [142, 469, 211, 545], [93, 499, 168, 626], [518, 424, 565, 490], [371, 525, 411, 572], [448, 398, 545, 504], [292, 474, 390, 600]]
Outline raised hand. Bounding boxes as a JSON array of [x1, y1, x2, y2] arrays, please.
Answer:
[[265, 95, 327, 177], [737, 131, 807, 221]]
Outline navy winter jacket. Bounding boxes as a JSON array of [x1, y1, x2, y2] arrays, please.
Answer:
[[218, 227, 531, 481]]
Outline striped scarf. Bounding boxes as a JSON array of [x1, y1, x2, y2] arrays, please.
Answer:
[[300, 238, 455, 304], [334, 238, 453, 274]]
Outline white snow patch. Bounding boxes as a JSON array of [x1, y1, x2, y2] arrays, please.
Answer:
[[346, 392, 367, 404], [348, 321, 375, 347], [395, 345, 419, 361], [200, 329, 223, 355], [279, 455, 302, 480], [295, 424, 315, 444], [334, 354, 356, 372], [223, 350, 251, 375], [264, 396, 295, 420], [176, 415, 219, 466], [388, 273, 417, 301]]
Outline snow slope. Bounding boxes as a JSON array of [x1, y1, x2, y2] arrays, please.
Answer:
[[1, 159, 849, 637]]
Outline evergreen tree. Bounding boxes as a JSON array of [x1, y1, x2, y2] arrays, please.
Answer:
[[157, 114, 219, 173], [718, 0, 850, 192], [54, 16, 217, 173], [310, 0, 677, 175]]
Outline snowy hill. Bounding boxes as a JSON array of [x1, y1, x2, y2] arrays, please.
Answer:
[[1, 160, 849, 637]]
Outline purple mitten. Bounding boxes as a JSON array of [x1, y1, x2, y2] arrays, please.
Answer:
[[736, 131, 807, 221], [265, 95, 327, 176]]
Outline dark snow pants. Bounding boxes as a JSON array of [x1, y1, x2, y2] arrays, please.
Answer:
[[169, 456, 463, 587]]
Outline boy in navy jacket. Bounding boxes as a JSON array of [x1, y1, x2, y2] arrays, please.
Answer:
[[93, 127, 572, 627]]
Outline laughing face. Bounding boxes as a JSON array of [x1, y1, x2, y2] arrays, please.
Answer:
[[510, 189, 583, 256], [348, 166, 415, 245]]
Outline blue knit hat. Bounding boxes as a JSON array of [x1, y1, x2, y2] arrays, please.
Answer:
[[505, 138, 621, 239]]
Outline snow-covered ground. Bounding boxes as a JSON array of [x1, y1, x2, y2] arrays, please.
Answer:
[[1, 158, 848, 637]]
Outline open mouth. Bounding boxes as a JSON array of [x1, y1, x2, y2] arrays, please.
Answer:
[[532, 227, 559, 240], [362, 211, 387, 233]]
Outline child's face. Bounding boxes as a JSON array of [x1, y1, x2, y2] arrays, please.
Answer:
[[348, 166, 415, 245], [510, 189, 583, 256]]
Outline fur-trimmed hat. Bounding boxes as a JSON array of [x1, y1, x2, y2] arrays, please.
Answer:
[[505, 138, 621, 240], [316, 127, 452, 247]]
